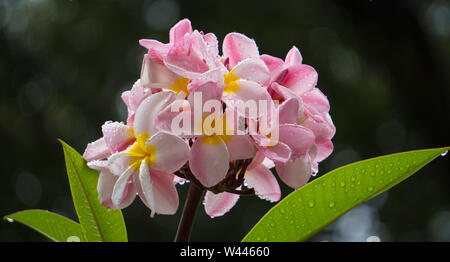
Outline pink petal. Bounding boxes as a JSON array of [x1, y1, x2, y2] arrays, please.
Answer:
[[187, 78, 224, 112], [223, 33, 259, 68], [275, 155, 312, 189], [189, 136, 230, 187], [98, 169, 137, 209], [141, 54, 180, 89], [87, 160, 108, 171], [302, 112, 335, 143], [278, 98, 301, 125], [164, 54, 210, 79], [225, 135, 256, 161], [285, 46, 303, 66], [139, 162, 179, 216], [169, 18, 192, 43], [83, 137, 111, 162], [245, 164, 280, 202], [121, 90, 131, 112], [189, 30, 220, 70], [101, 121, 134, 153], [315, 140, 334, 162], [155, 99, 192, 134], [134, 91, 176, 136], [111, 164, 138, 207], [271, 82, 302, 102], [107, 151, 132, 176], [271, 82, 304, 121], [252, 134, 292, 163], [278, 124, 315, 158], [260, 54, 285, 73], [203, 33, 219, 57], [139, 39, 169, 63], [281, 64, 318, 95], [222, 79, 273, 119], [301, 88, 330, 114], [232, 58, 270, 86], [204, 190, 239, 217], [146, 131, 190, 174], [247, 151, 265, 170]]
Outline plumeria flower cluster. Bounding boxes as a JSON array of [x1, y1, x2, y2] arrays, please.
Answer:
[[83, 19, 335, 218]]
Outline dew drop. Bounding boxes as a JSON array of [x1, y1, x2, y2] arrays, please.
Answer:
[[328, 201, 335, 208], [256, 237, 261, 241], [308, 200, 315, 208], [340, 181, 346, 187], [6, 218, 14, 223], [280, 208, 286, 214], [367, 185, 374, 192], [351, 176, 356, 182], [441, 150, 448, 157], [270, 223, 275, 227]]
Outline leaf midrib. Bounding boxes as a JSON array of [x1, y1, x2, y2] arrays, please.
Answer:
[[63, 145, 105, 242]]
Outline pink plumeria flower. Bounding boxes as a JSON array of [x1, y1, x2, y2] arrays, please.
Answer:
[[139, 19, 222, 97], [220, 33, 274, 118], [185, 79, 256, 188], [82, 121, 136, 209], [106, 91, 190, 216], [262, 46, 335, 173]]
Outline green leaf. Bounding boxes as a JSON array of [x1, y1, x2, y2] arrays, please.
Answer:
[[60, 139, 128, 242], [3, 209, 86, 242], [243, 147, 449, 242]]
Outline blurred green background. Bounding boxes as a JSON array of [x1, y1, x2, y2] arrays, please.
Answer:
[[1, 0, 449, 242]]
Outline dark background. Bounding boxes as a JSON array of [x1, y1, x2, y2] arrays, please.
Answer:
[[1, 0, 449, 242]]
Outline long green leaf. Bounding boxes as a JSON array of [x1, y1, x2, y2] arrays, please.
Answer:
[[60, 139, 127, 242], [243, 147, 449, 242], [3, 209, 86, 242]]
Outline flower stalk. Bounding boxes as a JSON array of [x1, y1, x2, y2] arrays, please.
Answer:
[[174, 182, 205, 242]]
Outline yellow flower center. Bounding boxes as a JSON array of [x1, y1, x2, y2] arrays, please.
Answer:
[[201, 115, 233, 145], [168, 77, 189, 96], [127, 134, 157, 170], [224, 71, 240, 94]]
